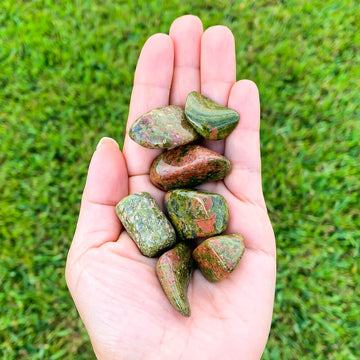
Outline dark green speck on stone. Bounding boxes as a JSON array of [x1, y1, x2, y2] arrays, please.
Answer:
[[116, 192, 177, 257], [185, 91, 240, 140]]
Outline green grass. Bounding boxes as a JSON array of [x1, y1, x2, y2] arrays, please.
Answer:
[[1, 0, 359, 358]]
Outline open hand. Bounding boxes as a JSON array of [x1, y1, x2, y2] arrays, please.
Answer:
[[66, 15, 276, 360]]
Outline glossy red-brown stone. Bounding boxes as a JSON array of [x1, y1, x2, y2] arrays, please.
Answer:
[[192, 234, 245, 282], [149, 145, 231, 191]]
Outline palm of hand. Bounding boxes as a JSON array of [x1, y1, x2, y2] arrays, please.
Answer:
[[66, 16, 276, 360]]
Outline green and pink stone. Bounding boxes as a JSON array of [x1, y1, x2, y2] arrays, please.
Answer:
[[150, 145, 231, 191], [193, 234, 245, 282], [185, 91, 240, 140], [116, 192, 176, 257], [156, 243, 193, 317], [165, 189, 229, 240], [129, 105, 198, 149]]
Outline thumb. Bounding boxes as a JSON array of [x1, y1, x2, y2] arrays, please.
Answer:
[[68, 137, 129, 262]]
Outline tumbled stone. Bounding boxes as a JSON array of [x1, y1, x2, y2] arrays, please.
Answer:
[[150, 145, 231, 191], [185, 91, 240, 140], [165, 189, 229, 240], [116, 192, 176, 257], [156, 243, 193, 317], [193, 234, 245, 282], [129, 105, 199, 149]]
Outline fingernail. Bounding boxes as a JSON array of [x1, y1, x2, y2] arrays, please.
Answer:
[[96, 137, 119, 150]]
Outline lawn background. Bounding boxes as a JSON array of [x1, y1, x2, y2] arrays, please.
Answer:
[[1, 0, 359, 359]]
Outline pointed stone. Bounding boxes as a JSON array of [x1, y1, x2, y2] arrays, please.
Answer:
[[193, 234, 245, 282], [150, 145, 231, 191], [165, 189, 229, 240], [129, 105, 199, 149], [185, 91, 240, 140], [116, 192, 176, 257], [156, 243, 193, 317]]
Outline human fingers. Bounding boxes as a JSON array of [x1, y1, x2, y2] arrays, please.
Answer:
[[224, 80, 266, 209], [123, 33, 174, 177], [200, 25, 236, 154], [169, 15, 203, 106], [67, 138, 128, 260]]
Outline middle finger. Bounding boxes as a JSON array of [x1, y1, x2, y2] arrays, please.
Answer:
[[169, 15, 203, 106]]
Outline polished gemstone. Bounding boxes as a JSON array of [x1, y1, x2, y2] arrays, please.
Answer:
[[116, 192, 176, 257], [149, 145, 231, 191], [192, 234, 245, 282], [156, 243, 193, 317], [129, 105, 198, 149], [185, 91, 239, 140], [165, 189, 229, 240]]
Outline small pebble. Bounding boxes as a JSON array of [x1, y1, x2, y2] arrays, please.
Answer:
[[165, 189, 229, 240], [192, 234, 245, 282], [185, 91, 240, 140], [116, 192, 176, 257], [150, 145, 231, 191], [129, 105, 199, 149], [156, 243, 193, 317]]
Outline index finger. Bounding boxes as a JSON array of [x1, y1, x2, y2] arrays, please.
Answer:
[[123, 33, 174, 177]]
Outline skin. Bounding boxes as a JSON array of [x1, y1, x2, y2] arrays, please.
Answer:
[[65, 15, 276, 360]]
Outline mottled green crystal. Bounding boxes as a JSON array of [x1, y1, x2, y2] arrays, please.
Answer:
[[193, 234, 245, 282], [129, 105, 198, 149], [185, 91, 239, 140], [116, 192, 177, 257], [156, 243, 193, 317], [165, 189, 229, 240]]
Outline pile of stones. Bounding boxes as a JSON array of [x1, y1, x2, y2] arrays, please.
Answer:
[[116, 91, 245, 317]]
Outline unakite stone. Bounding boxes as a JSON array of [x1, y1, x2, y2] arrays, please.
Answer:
[[165, 189, 229, 240], [185, 91, 240, 140], [116, 192, 176, 257], [156, 243, 193, 317], [150, 145, 231, 191], [193, 234, 245, 282], [129, 105, 199, 149]]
